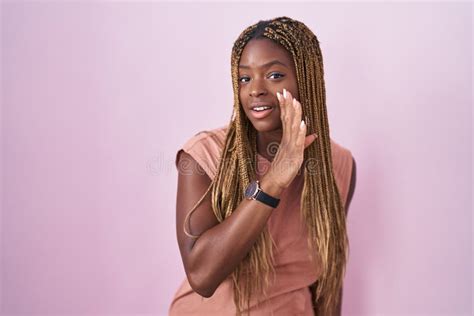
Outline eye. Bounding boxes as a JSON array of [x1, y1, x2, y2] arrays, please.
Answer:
[[239, 73, 284, 84], [239, 76, 250, 83], [269, 72, 285, 79]]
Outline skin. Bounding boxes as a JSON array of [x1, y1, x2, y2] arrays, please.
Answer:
[[238, 38, 317, 189], [175, 38, 357, 312], [238, 38, 301, 162]]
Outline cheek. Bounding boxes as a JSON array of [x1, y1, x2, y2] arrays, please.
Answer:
[[238, 90, 249, 111], [239, 103, 250, 118], [238, 90, 245, 105], [292, 84, 300, 100]]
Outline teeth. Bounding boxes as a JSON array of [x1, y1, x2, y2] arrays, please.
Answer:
[[253, 106, 271, 111]]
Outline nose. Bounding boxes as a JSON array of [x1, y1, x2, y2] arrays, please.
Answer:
[[249, 79, 267, 97]]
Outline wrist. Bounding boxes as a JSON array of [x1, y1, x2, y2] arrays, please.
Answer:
[[260, 173, 285, 199]]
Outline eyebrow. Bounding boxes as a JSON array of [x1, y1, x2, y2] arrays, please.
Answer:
[[239, 60, 289, 69]]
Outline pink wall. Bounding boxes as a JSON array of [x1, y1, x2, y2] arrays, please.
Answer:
[[1, 2, 472, 315]]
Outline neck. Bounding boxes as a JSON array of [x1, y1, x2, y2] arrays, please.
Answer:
[[256, 128, 283, 162]]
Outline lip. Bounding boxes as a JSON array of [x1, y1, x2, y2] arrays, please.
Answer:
[[249, 103, 275, 120], [250, 102, 273, 109]]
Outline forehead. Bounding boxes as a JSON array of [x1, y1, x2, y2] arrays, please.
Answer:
[[239, 38, 293, 69]]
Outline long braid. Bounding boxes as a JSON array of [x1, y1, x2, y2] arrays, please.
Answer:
[[183, 16, 348, 315]]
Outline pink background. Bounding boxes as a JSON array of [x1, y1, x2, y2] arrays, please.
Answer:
[[1, 2, 472, 316]]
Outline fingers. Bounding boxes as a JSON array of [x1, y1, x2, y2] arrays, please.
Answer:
[[304, 133, 318, 149], [278, 89, 301, 142], [277, 89, 291, 143], [291, 96, 303, 138], [278, 88, 317, 153], [295, 119, 307, 149], [276, 91, 286, 127]]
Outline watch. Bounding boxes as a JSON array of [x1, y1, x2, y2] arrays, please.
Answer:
[[244, 180, 280, 208]]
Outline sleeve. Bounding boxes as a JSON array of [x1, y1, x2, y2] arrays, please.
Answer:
[[174, 131, 221, 180], [338, 149, 354, 207], [330, 142, 354, 207]]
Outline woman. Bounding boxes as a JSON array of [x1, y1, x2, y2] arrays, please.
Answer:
[[169, 16, 357, 315]]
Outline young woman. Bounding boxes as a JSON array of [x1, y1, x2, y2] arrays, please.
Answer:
[[169, 16, 357, 316]]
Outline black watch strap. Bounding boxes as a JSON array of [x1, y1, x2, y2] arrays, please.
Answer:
[[255, 189, 280, 208]]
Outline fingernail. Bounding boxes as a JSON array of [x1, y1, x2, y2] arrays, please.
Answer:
[[276, 92, 281, 101], [300, 120, 305, 128], [283, 89, 287, 98]]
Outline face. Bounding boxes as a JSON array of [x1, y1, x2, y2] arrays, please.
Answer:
[[238, 38, 299, 133]]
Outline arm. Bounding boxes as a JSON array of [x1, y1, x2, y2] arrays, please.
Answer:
[[176, 151, 283, 298], [175, 89, 316, 298]]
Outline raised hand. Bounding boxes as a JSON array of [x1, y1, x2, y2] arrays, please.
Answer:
[[265, 88, 318, 191]]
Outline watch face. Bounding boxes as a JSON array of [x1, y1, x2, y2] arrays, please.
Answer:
[[244, 181, 258, 199]]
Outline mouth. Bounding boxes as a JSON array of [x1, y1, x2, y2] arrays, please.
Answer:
[[250, 103, 275, 120]]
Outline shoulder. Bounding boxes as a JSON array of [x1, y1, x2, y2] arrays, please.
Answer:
[[330, 138, 352, 160], [181, 124, 229, 153], [330, 138, 354, 172], [175, 124, 230, 179]]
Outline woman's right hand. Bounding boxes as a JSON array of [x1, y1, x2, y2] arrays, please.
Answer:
[[265, 88, 318, 191]]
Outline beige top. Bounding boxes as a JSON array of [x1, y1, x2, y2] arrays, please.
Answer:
[[169, 125, 354, 315]]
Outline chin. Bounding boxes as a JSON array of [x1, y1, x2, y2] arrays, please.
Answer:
[[250, 119, 281, 133], [242, 110, 281, 133]]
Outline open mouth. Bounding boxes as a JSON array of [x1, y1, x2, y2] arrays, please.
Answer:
[[250, 106, 274, 119]]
